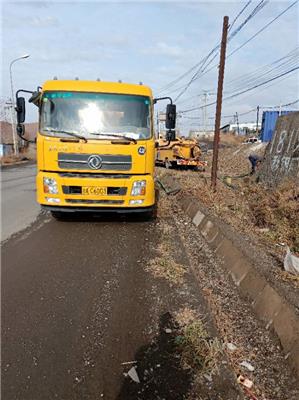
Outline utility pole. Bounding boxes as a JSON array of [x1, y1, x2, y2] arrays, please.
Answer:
[[211, 16, 229, 190], [256, 105, 260, 135], [235, 112, 240, 135], [9, 54, 30, 156], [202, 91, 208, 134]]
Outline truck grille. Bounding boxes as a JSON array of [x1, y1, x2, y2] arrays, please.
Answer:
[[65, 199, 124, 205], [58, 153, 132, 171], [58, 172, 130, 179]]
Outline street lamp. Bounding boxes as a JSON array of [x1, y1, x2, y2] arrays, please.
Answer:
[[9, 54, 30, 155]]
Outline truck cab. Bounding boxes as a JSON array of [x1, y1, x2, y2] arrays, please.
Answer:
[[15, 80, 176, 219]]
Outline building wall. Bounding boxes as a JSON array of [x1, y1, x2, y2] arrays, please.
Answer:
[[261, 111, 295, 142], [259, 112, 299, 186]]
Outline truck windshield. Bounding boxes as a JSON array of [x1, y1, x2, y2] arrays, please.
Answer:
[[40, 91, 151, 140]]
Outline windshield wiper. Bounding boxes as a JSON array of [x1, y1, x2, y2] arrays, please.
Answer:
[[43, 128, 87, 142], [89, 132, 137, 144]]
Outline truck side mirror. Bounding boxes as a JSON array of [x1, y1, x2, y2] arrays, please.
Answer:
[[29, 91, 42, 107], [16, 97, 26, 124], [165, 104, 176, 130]]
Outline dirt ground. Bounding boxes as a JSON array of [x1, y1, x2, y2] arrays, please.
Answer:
[[0, 144, 36, 165], [155, 192, 299, 400], [157, 139, 299, 295]]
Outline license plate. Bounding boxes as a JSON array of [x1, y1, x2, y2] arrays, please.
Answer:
[[82, 186, 107, 196]]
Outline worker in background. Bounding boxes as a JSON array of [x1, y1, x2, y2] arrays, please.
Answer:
[[248, 153, 263, 175]]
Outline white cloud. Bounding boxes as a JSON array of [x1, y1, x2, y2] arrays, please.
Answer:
[[29, 16, 58, 27], [142, 41, 184, 58]]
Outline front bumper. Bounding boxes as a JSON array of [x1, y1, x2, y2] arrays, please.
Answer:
[[37, 171, 155, 208], [42, 205, 155, 214], [176, 159, 208, 166]]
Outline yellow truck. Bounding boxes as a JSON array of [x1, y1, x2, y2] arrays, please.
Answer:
[[15, 80, 176, 219]]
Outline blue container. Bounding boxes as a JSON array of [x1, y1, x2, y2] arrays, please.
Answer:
[[261, 111, 295, 142]]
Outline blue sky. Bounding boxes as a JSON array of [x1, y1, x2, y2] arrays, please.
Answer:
[[2, 0, 299, 133]]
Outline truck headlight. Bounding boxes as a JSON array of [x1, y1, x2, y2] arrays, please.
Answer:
[[43, 177, 58, 194], [131, 180, 146, 196]]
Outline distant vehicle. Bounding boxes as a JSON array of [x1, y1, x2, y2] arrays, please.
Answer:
[[155, 137, 207, 170], [242, 136, 261, 144]]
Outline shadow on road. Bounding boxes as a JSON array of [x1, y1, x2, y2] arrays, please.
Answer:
[[116, 312, 192, 400], [48, 212, 154, 224]]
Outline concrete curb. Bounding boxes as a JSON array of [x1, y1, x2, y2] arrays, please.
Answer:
[[178, 195, 299, 379]]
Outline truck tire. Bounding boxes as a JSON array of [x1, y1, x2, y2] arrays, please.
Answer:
[[142, 207, 157, 221]]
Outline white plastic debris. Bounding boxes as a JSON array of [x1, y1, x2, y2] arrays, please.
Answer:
[[127, 366, 140, 383], [203, 373, 212, 382], [226, 342, 238, 352], [284, 246, 299, 275], [165, 328, 172, 334], [121, 360, 137, 366], [237, 375, 253, 389], [240, 361, 255, 372]]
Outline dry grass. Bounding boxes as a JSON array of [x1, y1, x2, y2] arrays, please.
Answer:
[[147, 256, 187, 285], [217, 133, 244, 146], [0, 145, 36, 164], [246, 180, 299, 252], [174, 309, 222, 375], [146, 201, 187, 285], [0, 154, 24, 164], [275, 270, 299, 288], [173, 143, 298, 253]]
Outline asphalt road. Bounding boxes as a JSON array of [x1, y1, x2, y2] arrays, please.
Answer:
[[2, 216, 162, 399], [2, 168, 225, 400], [1, 163, 40, 241], [3, 164, 297, 399]]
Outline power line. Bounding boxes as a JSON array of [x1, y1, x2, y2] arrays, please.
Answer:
[[156, 0, 268, 97], [228, 0, 298, 58], [170, 1, 298, 101], [228, 1, 252, 32], [225, 47, 299, 88], [177, 47, 299, 111], [180, 66, 299, 113], [173, 1, 269, 102], [205, 99, 299, 124], [262, 99, 299, 109], [227, 0, 268, 42], [223, 49, 299, 93]]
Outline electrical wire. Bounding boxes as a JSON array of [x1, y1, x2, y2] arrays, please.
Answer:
[[225, 47, 299, 89], [227, 0, 268, 42], [170, 1, 298, 101], [228, 0, 252, 32], [176, 52, 298, 107], [180, 66, 299, 113], [173, 1, 269, 102], [176, 46, 299, 107], [228, 0, 298, 58], [156, 0, 268, 96]]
